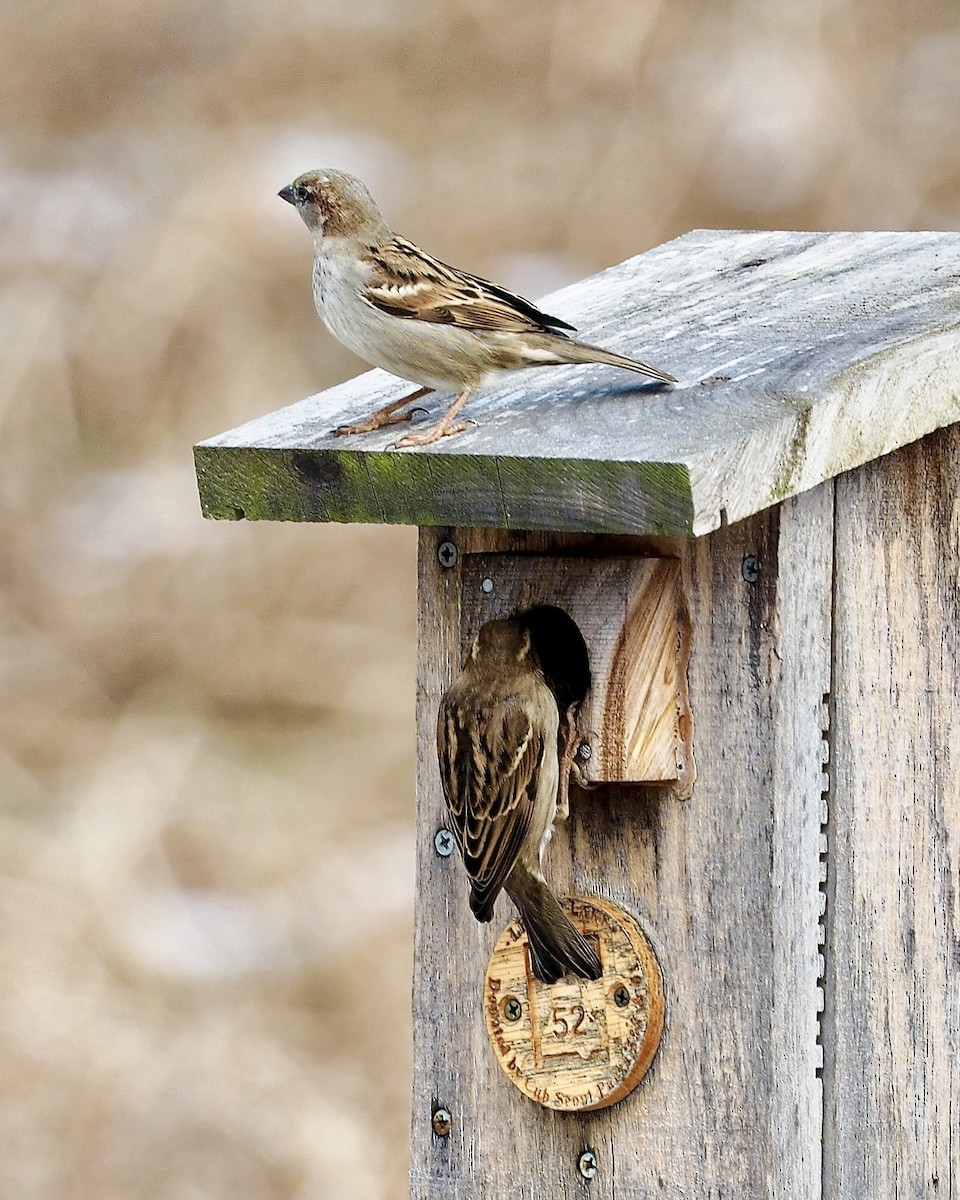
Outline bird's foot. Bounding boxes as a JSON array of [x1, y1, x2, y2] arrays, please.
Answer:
[[558, 704, 597, 814], [393, 421, 469, 449], [332, 387, 432, 437], [391, 387, 474, 449], [569, 756, 594, 791], [557, 706, 580, 821], [335, 407, 428, 436]]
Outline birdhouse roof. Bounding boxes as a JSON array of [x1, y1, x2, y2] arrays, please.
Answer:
[[195, 229, 960, 536]]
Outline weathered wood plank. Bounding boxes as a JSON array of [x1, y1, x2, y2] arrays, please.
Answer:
[[196, 230, 960, 536], [410, 495, 831, 1197], [770, 482, 834, 1197], [826, 424, 960, 1197]]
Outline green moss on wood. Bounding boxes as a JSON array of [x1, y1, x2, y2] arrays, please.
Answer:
[[193, 444, 695, 536], [767, 405, 813, 505]]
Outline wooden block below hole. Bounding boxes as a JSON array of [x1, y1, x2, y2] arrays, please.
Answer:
[[459, 554, 693, 786], [483, 896, 665, 1111]]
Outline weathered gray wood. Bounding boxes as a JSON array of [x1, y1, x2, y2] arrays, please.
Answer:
[[825, 424, 960, 1197], [196, 230, 960, 537], [410, 495, 832, 1197], [770, 482, 834, 1197]]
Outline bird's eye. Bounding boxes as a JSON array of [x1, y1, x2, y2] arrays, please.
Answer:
[[294, 185, 308, 203]]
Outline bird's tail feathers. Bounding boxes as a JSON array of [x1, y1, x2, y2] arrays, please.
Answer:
[[528, 335, 676, 385], [470, 886, 496, 924], [506, 869, 603, 984]]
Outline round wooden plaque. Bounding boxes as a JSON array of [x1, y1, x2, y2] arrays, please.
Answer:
[[483, 896, 664, 1111]]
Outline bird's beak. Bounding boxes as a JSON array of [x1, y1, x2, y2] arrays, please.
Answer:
[[278, 185, 296, 205]]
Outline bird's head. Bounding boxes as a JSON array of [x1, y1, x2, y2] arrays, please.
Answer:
[[278, 169, 388, 242], [471, 619, 532, 666]]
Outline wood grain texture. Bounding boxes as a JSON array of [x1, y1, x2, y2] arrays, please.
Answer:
[[770, 482, 834, 1197], [411, 499, 832, 1198], [196, 230, 960, 536], [457, 553, 693, 785], [483, 897, 665, 1111], [825, 424, 960, 1198]]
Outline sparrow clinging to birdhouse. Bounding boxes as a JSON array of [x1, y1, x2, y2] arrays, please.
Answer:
[[437, 618, 602, 984]]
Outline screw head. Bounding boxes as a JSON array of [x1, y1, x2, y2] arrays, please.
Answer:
[[432, 1108, 452, 1137], [578, 1150, 598, 1180], [481, 577, 494, 594], [503, 996, 522, 1022], [614, 985, 630, 1008], [741, 554, 760, 583], [434, 828, 454, 857], [437, 541, 458, 569], [576, 741, 592, 762]]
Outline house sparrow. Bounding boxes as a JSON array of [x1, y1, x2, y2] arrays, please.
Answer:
[[279, 169, 676, 448], [437, 619, 603, 984]]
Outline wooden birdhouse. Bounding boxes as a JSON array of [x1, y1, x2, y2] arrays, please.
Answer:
[[194, 230, 960, 1199]]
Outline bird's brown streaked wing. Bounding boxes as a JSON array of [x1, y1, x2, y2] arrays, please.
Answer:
[[437, 694, 545, 915], [362, 237, 576, 334]]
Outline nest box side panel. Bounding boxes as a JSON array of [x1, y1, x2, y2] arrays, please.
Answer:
[[826, 423, 960, 1198], [409, 503, 831, 1200]]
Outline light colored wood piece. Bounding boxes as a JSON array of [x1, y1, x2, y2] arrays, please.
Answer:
[[411, 498, 832, 1198], [825, 424, 960, 1197], [195, 230, 960, 536], [458, 553, 693, 785], [770, 481, 834, 1196], [484, 896, 665, 1111]]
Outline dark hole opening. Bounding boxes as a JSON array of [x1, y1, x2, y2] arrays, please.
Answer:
[[517, 605, 591, 715]]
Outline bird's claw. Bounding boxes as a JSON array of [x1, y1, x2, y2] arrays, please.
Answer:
[[334, 406, 428, 437], [392, 420, 469, 450], [333, 387, 434, 437]]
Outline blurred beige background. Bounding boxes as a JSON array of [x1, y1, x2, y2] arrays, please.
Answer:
[[0, 1, 957, 1197]]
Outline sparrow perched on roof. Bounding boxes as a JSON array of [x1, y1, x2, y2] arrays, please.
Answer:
[[279, 169, 675, 448], [437, 619, 603, 984]]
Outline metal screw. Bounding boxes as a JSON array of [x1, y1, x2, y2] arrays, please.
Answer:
[[503, 996, 522, 1022], [741, 555, 760, 583], [578, 1150, 598, 1181], [481, 577, 494, 594], [434, 828, 454, 857], [432, 1108, 452, 1137], [576, 741, 592, 762], [614, 985, 630, 1008], [438, 541, 458, 569]]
